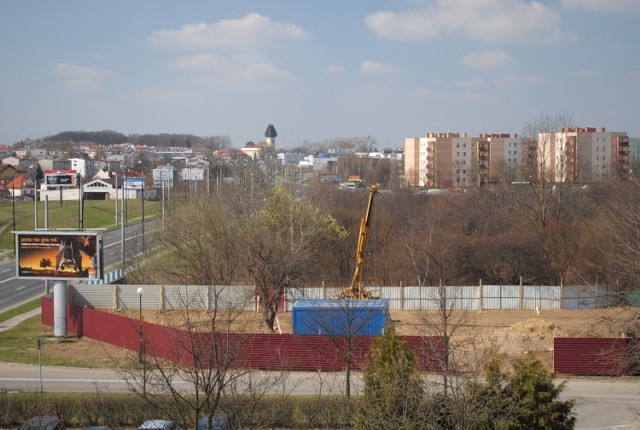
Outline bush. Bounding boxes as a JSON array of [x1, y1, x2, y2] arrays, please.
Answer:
[[0, 392, 356, 429]]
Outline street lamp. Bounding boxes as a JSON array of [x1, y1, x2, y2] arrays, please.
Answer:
[[11, 174, 16, 241], [136, 287, 144, 363], [135, 161, 145, 253]]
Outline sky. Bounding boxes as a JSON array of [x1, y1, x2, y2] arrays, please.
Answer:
[[1, 0, 639, 150]]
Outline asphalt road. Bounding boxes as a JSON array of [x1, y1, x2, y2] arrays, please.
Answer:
[[0, 363, 638, 429], [0, 223, 148, 313]]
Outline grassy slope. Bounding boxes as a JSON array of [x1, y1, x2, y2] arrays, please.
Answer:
[[0, 199, 161, 254]]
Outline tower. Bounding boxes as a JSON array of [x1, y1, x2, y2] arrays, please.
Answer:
[[264, 124, 277, 159]]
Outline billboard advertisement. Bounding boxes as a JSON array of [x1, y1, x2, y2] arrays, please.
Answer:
[[123, 177, 144, 190], [15, 231, 104, 280], [182, 167, 204, 181], [153, 169, 174, 188], [44, 171, 77, 188]]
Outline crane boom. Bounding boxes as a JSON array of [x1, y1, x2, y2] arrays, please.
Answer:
[[341, 184, 378, 300]]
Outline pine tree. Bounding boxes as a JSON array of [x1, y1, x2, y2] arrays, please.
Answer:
[[354, 327, 424, 430]]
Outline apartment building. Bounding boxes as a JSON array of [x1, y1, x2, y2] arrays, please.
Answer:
[[538, 127, 629, 183], [405, 132, 525, 188]]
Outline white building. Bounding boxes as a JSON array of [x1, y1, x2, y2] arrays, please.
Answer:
[[538, 127, 629, 183]]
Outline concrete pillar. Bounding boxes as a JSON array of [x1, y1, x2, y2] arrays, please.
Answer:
[[53, 280, 67, 337]]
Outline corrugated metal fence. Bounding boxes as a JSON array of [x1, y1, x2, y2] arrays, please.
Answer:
[[41, 297, 444, 372], [283, 284, 618, 312], [69, 283, 618, 312]]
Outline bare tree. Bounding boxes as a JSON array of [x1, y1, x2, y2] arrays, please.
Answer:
[[157, 198, 240, 286], [303, 298, 386, 397], [505, 113, 575, 229], [114, 287, 287, 430], [591, 179, 640, 289]]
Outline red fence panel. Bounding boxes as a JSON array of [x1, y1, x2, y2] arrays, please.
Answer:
[[554, 338, 632, 376], [39, 298, 445, 372]]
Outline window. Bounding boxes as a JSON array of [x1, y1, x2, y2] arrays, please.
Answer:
[[603, 156, 606, 161], [596, 147, 600, 152], [463, 160, 467, 165], [456, 143, 460, 148], [463, 152, 467, 156], [463, 143, 467, 148], [596, 156, 600, 161]]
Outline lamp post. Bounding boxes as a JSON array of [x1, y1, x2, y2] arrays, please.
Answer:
[[11, 174, 16, 240], [135, 162, 145, 253], [137, 287, 144, 363], [29, 165, 37, 229]]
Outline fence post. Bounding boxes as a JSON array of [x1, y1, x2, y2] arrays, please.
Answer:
[[519, 276, 523, 310], [206, 286, 211, 311], [479, 279, 483, 311], [322, 280, 326, 300], [400, 281, 404, 311], [595, 275, 599, 309], [560, 277, 564, 310], [114, 285, 118, 310], [160, 285, 165, 310]]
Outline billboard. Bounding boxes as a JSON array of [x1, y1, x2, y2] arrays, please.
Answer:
[[15, 231, 104, 280], [181, 167, 204, 181], [44, 171, 77, 188], [153, 169, 174, 188], [123, 177, 144, 190]]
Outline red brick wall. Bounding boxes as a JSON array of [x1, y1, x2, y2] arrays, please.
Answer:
[[41, 297, 443, 372]]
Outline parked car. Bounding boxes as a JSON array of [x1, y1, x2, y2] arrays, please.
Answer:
[[18, 417, 65, 430], [197, 415, 230, 430], [138, 420, 180, 430]]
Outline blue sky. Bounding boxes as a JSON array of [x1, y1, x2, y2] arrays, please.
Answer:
[[1, 0, 639, 149]]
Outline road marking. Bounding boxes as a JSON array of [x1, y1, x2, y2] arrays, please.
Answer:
[[0, 276, 16, 284], [1, 268, 11, 273], [16, 286, 25, 291]]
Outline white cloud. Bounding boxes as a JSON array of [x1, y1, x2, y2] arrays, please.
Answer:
[[459, 50, 512, 68], [562, 0, 640, 13], [237, 62, 295, 81], [494, 73, 544, 85], [360, 60, 400, 75], [326, 65, 347, 75], [147, 13, 310, 51], [52, 63, 113, 91], [168, 53, 229, 70], [365, 0, 565, 43]]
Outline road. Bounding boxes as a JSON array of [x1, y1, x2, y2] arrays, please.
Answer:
[[0, 363, 638, 429], [0, 223, 148, 313]]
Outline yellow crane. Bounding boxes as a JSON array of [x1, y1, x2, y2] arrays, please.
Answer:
[[339, 184, 379, 300]]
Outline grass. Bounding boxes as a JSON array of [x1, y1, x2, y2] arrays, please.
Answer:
[[0, 199, 162, 254], [0, 316, 100, 368], [0, 298, 41, 324]]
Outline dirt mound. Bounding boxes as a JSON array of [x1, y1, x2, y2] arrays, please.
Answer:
[[504, 318, 568, 340]]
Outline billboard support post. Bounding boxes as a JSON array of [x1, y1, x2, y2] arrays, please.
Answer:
[[53, 280, 67, 337]]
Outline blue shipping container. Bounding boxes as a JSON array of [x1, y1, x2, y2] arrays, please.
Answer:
[[292, 299, 389, 336]]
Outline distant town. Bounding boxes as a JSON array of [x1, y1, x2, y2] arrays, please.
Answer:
[[0, 123, 638, 201]]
